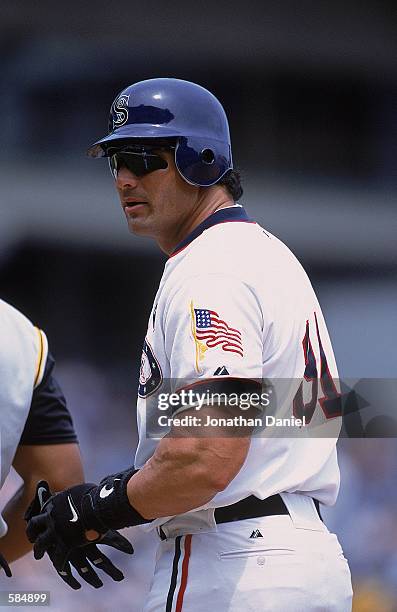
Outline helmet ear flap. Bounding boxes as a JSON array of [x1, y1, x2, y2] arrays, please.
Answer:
[[175, 137, 232, 187]]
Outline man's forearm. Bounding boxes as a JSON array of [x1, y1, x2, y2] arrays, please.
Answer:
[[4, 443, 85, 563], [127, 449, 218, 519], [127, 434, 249, 519], [1, 485, 33, 562]]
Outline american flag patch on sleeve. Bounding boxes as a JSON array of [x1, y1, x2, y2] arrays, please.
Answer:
[[194, 308, 243, 357]]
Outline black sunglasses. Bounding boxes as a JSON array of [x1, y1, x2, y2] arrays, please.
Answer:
[[109, 145, 174, 178]]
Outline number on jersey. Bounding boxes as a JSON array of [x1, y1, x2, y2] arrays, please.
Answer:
[[293, 313, 341, 424]]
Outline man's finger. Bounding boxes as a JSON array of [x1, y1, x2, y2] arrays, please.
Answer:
[[50, 542, 72, 572], [100, 530, 134, 555], [85, 545, 124, 582], [0, 553, 11, 578], [26, 514, 50, 543], [68, 550, 103, 589], [33, 529, 57, 560], [55, 562, 82, 590]]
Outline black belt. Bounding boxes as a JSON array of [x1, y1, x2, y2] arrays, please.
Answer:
[[215, 493, 288, 524], [158, 494, 321, 539], [215, 494, 322, 524]]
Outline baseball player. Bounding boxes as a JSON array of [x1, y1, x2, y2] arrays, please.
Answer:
[[26, 79, 353, 610], [0, 298, 133, 588]]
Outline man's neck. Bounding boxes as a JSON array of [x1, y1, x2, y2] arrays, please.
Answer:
[[157, 188, 235, 255]]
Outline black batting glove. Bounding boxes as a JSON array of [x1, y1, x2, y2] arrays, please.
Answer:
[[25, 480, 135, 589], [0, 552, 11, 578], [26, 481, 106, 568], [56, 533, 131, 590]]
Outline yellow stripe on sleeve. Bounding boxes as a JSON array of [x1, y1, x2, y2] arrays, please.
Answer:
[[33, 327, 48, 388]]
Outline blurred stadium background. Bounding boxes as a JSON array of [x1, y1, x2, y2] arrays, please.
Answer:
[[1, 2, 396, 610]]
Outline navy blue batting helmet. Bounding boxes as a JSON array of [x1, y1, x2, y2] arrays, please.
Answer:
[[87, 78, 233, 187]]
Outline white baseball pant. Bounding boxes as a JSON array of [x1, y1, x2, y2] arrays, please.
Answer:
[[143, 493, 352, 612]]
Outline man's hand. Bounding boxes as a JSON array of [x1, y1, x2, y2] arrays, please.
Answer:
[[25, 481, 134, 589], [0, 552, 11, 578]]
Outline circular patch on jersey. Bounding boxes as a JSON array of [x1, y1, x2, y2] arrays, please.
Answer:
[[138, 338, 163, 398]]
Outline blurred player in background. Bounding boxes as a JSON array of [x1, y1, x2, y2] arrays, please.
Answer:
[[0, 298, 132, 588], [26, 79, 353, 610]]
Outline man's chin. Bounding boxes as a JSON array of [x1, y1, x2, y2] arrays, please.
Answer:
[[127, 219, 154, 237]]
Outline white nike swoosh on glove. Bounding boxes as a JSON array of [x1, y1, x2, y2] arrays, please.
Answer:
[[68, 496, 78, 522], [99, 478, 121, 499], [99, 485, 114, 499], [37, 487, 47, 510]]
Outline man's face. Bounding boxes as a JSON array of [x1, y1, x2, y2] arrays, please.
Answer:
[[113, 146, 199, 250]]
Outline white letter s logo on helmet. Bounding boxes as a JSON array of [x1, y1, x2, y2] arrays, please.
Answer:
[[111, 94, 130, 129]]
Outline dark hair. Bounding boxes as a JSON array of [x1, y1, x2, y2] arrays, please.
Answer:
[[217, 169, 243, 201]]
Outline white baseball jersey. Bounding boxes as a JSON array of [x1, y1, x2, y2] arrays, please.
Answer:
[[134, 206, 342, 520], [0, 300, 78, 541], [0, 300, 48, 487], [0, 300, 48, 535]]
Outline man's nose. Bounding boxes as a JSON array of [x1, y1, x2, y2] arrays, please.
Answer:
[[115, 166, 140, 189]]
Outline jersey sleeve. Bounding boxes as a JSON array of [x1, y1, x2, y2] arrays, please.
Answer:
[[163, 273, 264, 402], [19, 351, 78, 446]]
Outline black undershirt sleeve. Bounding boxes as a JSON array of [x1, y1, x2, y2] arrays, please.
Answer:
[[19, 352, 78, 446]]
